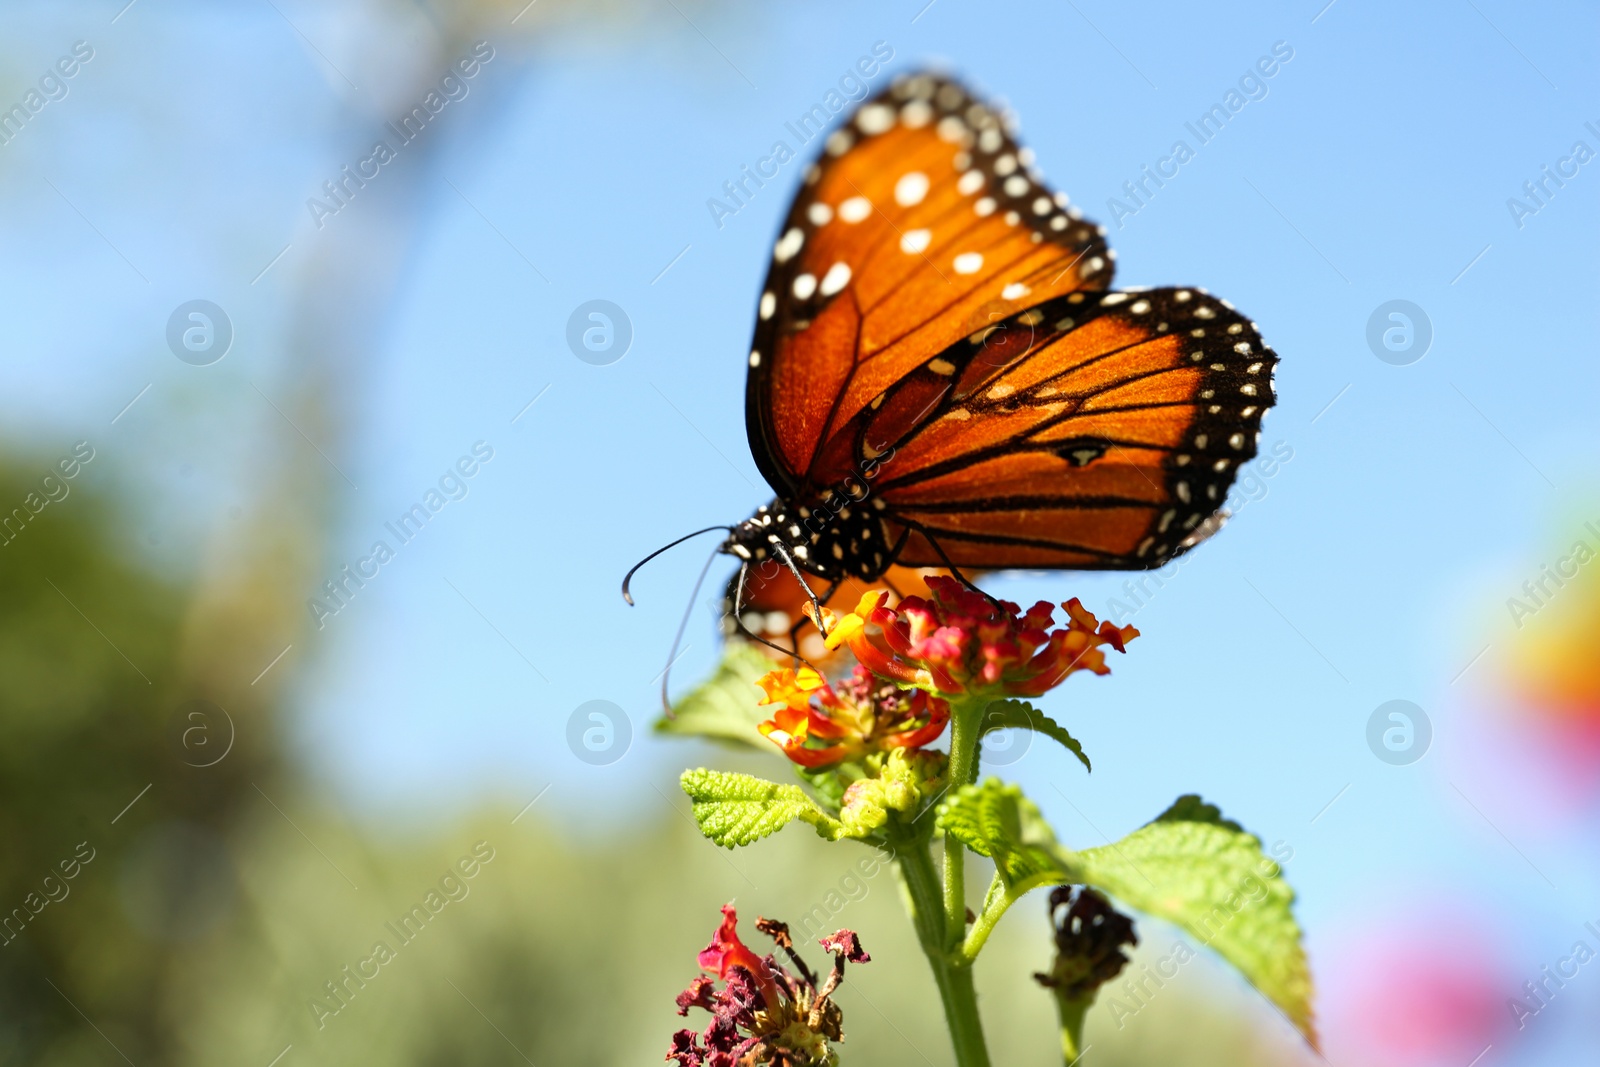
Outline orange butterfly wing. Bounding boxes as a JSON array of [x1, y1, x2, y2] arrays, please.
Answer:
[[741, 72, 1279, 576], [745, 73, 1112, 498], [858, 287, 1279, 569]]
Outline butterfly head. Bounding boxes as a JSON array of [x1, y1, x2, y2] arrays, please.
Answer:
[[723, 502, 799, 565]]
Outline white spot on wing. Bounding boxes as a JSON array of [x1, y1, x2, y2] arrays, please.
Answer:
[[895, 171, 930, 207], [819, 262, 852, 297], [774, 227, 803, 262], [856, 103, 895, 134], [901, 100, 933, 127], [839, 196, 872, 223]]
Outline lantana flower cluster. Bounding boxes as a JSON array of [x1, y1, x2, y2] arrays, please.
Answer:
[[754, 576, 1138, 770], [756, 664, 950, 769], [823, 576, 1139, 699], [669, 904, 869, 1067]]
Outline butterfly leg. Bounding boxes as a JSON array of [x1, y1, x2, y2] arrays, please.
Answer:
[[901, 520, 1004, 611], [729, 559, 814, 663], [768, 540, 830, 637], [785, 579, 838, 662]]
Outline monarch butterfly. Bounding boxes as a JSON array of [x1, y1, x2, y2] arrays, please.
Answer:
[[626, 70, 1277, 669]]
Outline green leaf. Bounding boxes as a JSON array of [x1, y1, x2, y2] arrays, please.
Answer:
[[1072, 795, 1315, 1046], [980, 698, 1091, 772], [680, 769, 843, 847], [935, 779, 1061, 890], [655, 644, 774, 751], [937, 783, 1316, 1047]]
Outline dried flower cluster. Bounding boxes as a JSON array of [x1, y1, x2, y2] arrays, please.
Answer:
[[669, 905, 869, 1067]]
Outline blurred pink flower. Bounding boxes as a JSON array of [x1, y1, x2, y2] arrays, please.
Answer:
[[1322, 909, 1512, 1067]]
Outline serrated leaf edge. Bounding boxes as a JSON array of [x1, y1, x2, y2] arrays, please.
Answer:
[[679, 768, 843, 848], [980, 698, 1091, 772]]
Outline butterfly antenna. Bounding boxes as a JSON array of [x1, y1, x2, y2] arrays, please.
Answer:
[[622, 525, 734, 606], [658, 540, 722, 717]]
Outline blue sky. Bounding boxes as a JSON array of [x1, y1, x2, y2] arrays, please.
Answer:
[[2, 0, 1597, 1058]]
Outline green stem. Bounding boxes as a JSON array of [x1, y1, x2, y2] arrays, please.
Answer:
[[1054, 995, 1089, 1065], [893, 828, 946, 951], [942, 701, 985, 950], [893, 827, 991, 1067], [934, 964, 990, 1067], [961, 874, 1010, 962]]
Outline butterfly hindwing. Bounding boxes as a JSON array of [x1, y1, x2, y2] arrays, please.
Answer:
[[856, 287, 1278, 569]]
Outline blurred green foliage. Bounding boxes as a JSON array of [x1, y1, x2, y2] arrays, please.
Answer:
[[0, 457, 1310, 1066]]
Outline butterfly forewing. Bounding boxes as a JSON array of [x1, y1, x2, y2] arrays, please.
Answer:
[[745, 73, 1113, 498]]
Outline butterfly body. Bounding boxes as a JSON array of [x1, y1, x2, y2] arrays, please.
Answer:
[[725, 491, 898, 582], [707, 70, 1277, 614]]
